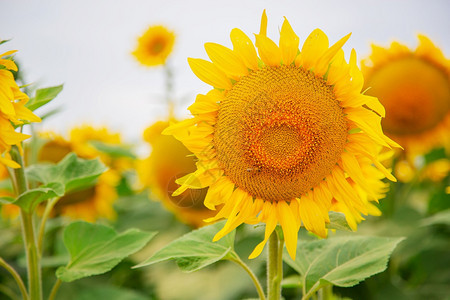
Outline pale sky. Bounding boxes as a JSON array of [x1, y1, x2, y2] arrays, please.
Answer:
[[2, 0, 449, 146]]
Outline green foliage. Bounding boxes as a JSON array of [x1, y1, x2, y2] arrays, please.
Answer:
[[283, 236, 404, 298], [3, 153, 107, 213], [1, 153, 107, 213], [421, 209, 450, 226], [89, 141, 137, 159], [135, 221, 238, 272], [26, 85, 63, 111], [326, 212, 352, 232], [75, 286, 149, 300], [56, 221, 156, 282]]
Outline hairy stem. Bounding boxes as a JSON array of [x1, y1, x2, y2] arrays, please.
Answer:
[[10, 145, 43, 300], [231, 256, 266, 300], [267, 231, 283, 300], [0, 257, 29, 300]]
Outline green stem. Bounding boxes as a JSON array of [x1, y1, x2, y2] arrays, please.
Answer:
[[0, 283, 20, 300], [164, 62, 174, 118], [38, 198, 59, 253], [0, 257, 29, 300], [10, 145, 43, 300], [322, 285, 333, 300], [231, 256, 266, 300], [48, 279, 61, 300], [267, 231, 283, 300]]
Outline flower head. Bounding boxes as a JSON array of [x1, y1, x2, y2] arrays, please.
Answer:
[[164, 11, 400, 259], [0, 50, 41, 168], [362, 35, 450, 157], [138, 121, 217, 228], [132, 25, 175, 67]]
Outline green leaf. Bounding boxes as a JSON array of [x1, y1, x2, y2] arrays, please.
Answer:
[[10, 153, 106, 212], [421, 209, 450, 227], [12, 185, 62, 213], [326, 212, 352, 232], [26, 84, 63, 111], [26, 152, 107, 193], [56, 221, 156, 282], [89, 141, 136, 159], [283, 236, 404, 298], [135, 221, 237, 272]]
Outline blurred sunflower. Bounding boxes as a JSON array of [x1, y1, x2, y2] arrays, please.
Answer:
[[138, 121, 217, 228], [132, 25, 175, 67], [362, 35, 450, 157], [0, 50, 41, 168], [164, 11, 401, 259]]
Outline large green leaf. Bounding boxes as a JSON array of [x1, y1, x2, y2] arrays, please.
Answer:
[[135, 221, 237, 272], [10, 153, 107, 212], [284, 236, 404, 299], [26, 84, 63, 111], [56, 221, 156, 282]]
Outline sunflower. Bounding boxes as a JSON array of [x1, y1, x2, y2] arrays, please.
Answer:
[[138, 121, 217, 228], [0, 50, 41, 168], [164, 11, 400, 259], [132, 25, 175, 67], [362, 35, 450, 157]]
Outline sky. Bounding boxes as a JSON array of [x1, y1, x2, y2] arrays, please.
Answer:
[[1, 0, 449, 147]]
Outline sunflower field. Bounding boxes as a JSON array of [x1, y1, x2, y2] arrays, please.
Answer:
[[0, 2, 449, 300]]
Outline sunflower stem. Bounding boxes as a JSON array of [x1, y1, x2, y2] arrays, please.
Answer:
[[38, 197, 59, 254], [48, 279, 62, 300], [10, 145, 43, 300], [0, 257, 29, 300], [231, 256, 266, 300], [164, 62, 175, 118], [267, 230, 283, 300]]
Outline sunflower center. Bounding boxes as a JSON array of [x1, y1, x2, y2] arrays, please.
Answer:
[[148, 37, 166, 55], [214, 65, 347, 201], [366, 57, 450, 135]]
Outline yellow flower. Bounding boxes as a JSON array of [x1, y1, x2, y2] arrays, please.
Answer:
[[0, 50, 41, 168], [362, 35, 450, 157], [138, 121, 218, 228], [164, 11, 401, 259], [132, 25, 175, 67]]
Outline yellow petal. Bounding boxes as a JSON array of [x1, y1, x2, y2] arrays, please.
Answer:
[[0, 156, 20, 168], [300, 29, 329, 70], [255, 34, 282, 66], [188, 93, 219, 115], [204, 176, 234, 210], [259, 9, 268, 36], [279, 17, 299, 65], [249, 202, 277, 259], [187, 58, 232, 90], [315, 33, 351, 76], [299, 194, 327, 238], [230, 28, 259, 70], [204, 43, 248, 77], [277, 201, 299, 260]]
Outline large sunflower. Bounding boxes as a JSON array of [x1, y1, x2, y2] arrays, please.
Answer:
[[132, 25, 175, 67], [362, 35, 450, 157], [164, 11, 400, 259], [0, 50, 41, 168], [138, 121, 217, 228]]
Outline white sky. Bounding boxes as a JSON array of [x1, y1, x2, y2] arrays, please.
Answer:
[[2, 0, 449, 145]]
